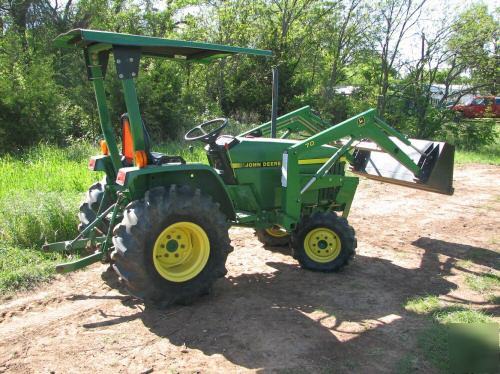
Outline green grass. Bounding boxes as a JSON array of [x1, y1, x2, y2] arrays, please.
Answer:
[[0, 141, 211, 294], [465, 273, 500, 304], [404, 295, 441, 314], [0, 245, 64, 294], [404, 295, 497, 373], [0, 143, 100, 294], [0, 192, 81, 248], [455, 143, 500, 165], [417, 307, 496, 373], [0, 143, 100, 200], [431, 306, 494, 324], [465, 273, 500, 293], [487, 294, 500, 304]]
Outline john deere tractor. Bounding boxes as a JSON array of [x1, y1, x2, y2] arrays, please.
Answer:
[[44, 29, 454, 307]]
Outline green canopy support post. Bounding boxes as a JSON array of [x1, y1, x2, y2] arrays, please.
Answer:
[[89, 63, 122, 173], [121, 78, 146, 154]]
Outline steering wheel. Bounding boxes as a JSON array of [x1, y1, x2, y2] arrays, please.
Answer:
[[184, 118, 228, 144]]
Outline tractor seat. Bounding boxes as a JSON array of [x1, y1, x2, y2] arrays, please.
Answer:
[[149, 152, 186, 165], [121, 114, 186, 166]]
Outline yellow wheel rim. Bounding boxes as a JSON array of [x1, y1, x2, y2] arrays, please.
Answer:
[[152, 222, 210, 282], [265, 226, 289, 238], [304, 228, 341, 263]]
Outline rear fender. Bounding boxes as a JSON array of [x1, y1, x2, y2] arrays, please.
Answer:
[[116, 164, 236, 220], [88, 155, 117, 182]]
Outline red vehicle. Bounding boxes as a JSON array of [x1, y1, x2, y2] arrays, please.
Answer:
[[452, 96, 500, 118]]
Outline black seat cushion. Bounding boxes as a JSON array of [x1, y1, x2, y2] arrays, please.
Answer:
[[150, 152, 186, 165]]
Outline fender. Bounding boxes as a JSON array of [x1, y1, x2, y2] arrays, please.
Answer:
[[116, 163, 236, 220]]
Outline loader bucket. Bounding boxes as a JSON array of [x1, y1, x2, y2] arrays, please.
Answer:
[[351, 138, 454, 195]]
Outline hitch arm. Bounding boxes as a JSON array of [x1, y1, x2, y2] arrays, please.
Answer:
[[51, 195, 125, 274]]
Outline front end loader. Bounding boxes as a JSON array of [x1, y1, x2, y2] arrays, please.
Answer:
[[44, 29, 454, 307]]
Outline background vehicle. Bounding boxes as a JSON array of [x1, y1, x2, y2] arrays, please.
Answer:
[[451, 96, 500, 118]]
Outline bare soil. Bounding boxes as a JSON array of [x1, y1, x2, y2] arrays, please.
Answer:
[[0, 164, 498, 373]]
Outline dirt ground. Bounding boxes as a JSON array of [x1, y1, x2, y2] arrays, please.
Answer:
[[0, 164, 498, 373]]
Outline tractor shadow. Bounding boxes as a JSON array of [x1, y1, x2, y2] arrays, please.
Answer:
[[85, 237, 498, 371], [413, 237, 500, 270], [138, 255, 452, 371]]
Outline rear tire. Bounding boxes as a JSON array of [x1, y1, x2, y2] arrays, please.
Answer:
[[255, 226, 290, 246], [291, 212, 356, 272], [111, 185, 232, 308], [78, 179, 113, 235]]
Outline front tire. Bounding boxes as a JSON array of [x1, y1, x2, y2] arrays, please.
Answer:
[[111, 185, 232, 307], [291, 212, 356, 272]]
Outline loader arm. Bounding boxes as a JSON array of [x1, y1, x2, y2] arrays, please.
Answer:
[[281, 108, 454, 228], [239, 106, 329, 139]]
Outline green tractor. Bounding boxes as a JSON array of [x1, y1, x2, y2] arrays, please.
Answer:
[[44, 29, 454, 307]]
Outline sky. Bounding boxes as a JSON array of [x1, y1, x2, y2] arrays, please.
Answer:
[[397, 0, 498, 61]]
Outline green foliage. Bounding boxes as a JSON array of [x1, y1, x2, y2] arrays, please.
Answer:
[[404, 295, 441, 314], [455, 143, 500, 165], [465, 273, 500, 293], [0, 143, 99, 293], [0, 191, 80, 248], [0, 245, 63, 294], [0, 56, 67, 150], [439, 119, 497, 151], [431, 307, 494, 324], [405, 295, 496, 373], [0, 143, 99, 200], [0, 1, 497, 151], [447, 3, 498, 93], [0, 141, 210, 294]]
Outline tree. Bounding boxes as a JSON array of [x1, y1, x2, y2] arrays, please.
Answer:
[[324, 0, 368, 89], [0, 0, 497, 152], [374, 0, 426, 116], [447, 3, 498, 95]]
